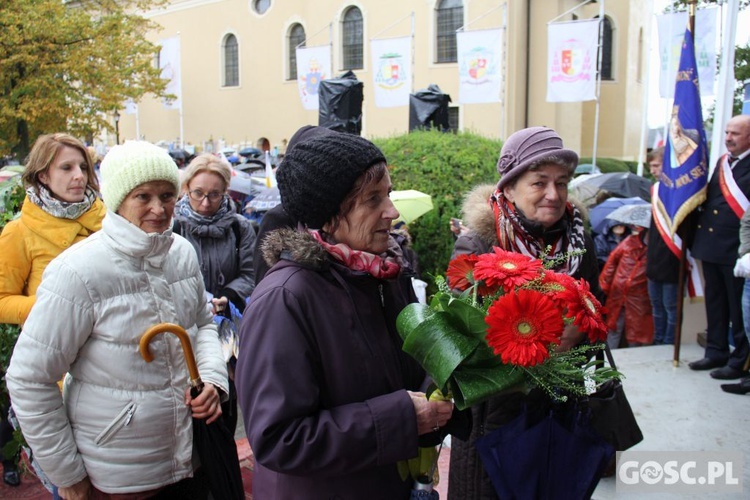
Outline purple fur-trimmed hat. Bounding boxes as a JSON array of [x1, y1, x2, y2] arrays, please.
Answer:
[[496, 127, 578, 190]]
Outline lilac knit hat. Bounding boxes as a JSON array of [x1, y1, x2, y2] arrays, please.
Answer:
[[496, 127, 578, 190]]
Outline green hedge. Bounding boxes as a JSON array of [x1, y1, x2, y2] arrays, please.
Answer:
[[0, 174, 24, 459], [373, 130, 502, 288], [579, 157, 633, 174]]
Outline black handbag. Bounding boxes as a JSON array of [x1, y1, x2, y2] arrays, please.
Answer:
[[587, 345, 644, 451]]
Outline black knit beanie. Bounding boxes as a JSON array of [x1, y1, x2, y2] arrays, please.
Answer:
[[277, 133, 387, 229]]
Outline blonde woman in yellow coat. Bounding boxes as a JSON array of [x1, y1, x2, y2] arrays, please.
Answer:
[[0, 133, 105, 325], [0, 133, 105, 487]]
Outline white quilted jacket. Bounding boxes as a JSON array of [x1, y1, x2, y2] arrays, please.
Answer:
[[6, 211, 228, 493]]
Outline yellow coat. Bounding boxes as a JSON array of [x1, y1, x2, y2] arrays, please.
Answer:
[[0, 196, 106, 325]]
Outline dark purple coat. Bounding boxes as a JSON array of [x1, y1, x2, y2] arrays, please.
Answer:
[[236, 229, 427, 499]]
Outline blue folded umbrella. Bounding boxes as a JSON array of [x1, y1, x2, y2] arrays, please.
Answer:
[[476, 404, 614, 500]]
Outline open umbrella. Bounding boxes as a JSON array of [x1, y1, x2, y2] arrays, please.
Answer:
[[140, 323, 244, 500], [606, 204, 652, 228], [247, 185, 281, 212], [0, 165, 23, 183], [239, 146, 263, 159], [570, 172, 652, 206], [574, 163, 601, 176], [589, 197, 649, 234], [228, 168, 257, 195], [391, 190, 433, 224]]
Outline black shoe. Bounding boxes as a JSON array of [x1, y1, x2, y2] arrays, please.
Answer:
[[688, 357, 725, 371], [721, 378, 750, 395], [2, 468, 20, 487], [710, 366, 748, 380]]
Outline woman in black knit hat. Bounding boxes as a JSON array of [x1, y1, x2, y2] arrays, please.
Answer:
[[235, 133, 454, 499]]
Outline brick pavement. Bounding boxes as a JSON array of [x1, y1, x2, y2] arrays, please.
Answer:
[[0, 439, 451, 499]]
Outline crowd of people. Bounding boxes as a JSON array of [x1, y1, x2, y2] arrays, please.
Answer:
[[0, 114, 748, 498]]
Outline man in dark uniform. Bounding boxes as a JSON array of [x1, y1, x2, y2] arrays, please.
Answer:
[[690, 115, 750, 379]]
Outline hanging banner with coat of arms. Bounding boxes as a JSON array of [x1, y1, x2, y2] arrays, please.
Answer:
[[159, 36, 182, 110], [656, 7, 717, 98], [546, 19, 600, 103], [370, 36, 412, 108], [295, 45, 331, 110], [456, 29, 504, 104]]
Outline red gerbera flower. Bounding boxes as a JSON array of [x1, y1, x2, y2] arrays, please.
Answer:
[[446, 254, 479, 291], [540, 271, 579, 308], [474, 247, 543, 293], [485, 289, 564, 367], [566, 278, 608, 342]]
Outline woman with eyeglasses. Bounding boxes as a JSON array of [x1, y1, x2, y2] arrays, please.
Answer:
[[174, 153, 256, 433]]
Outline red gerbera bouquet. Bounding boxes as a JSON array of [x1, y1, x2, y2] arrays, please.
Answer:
[[397, 247, 616, 410]]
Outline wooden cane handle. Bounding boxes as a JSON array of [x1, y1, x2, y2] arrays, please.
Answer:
[[139, 323, 201, 384]]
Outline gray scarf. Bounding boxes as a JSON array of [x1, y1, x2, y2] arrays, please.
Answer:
[[26, 185, 96, 220]]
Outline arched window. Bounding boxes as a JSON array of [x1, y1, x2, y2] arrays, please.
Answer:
[[253, 0, 271, 15], [342, 6, 363, 70], [288, 24, 306, 80], [436, 0, 463, 63], [223, 34, 239, 87], [596, 15, 614, 81]]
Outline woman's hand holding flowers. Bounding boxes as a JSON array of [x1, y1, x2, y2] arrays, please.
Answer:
[[408, 391, 454, 435]]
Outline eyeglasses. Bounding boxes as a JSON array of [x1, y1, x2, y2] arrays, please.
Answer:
[[188, 190, 224, 203]]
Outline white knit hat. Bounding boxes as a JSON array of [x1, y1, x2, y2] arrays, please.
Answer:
[[100, 141, 180, 212]]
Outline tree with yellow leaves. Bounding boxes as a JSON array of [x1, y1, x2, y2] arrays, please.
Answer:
[[0, 0, 169, 159]]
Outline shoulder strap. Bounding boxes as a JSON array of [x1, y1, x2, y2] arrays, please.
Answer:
[[231, 219, 241, 255], [596, 343, 618, 370]]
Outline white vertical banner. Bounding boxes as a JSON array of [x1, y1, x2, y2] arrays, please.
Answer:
[[656, 7, 717, 98], [546, 19, 600, 103], [124, 99, 138, 115], [295, 45, 331, 110], [456, 29, 504, 104], [370, 37, 412, 108], [159, 36, 181, 110]]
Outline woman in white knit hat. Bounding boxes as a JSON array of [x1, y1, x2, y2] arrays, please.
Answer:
[[6, 141, 228, 499], [0, 133, 106, 490]]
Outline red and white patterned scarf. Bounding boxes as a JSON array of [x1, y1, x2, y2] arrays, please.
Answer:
[[489, 189, 585, 276], [309, 230, 401, 279]]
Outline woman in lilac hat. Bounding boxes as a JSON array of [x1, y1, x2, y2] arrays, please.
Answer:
[[448, 126, 605, 498]]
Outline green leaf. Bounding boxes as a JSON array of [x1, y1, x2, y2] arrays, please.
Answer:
[[444, 298, 487, 340], [397, 304, 479, 388], [450, 363, 525, 410]]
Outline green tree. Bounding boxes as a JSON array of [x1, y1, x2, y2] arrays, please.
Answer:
[[0, 0, 168, 160]]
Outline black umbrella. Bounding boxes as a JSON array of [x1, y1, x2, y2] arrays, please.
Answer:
[[140, 323, 244, 500], [168, 149, 188, 161], [570, 172, 652, 206], [239, 146, 263, 158]]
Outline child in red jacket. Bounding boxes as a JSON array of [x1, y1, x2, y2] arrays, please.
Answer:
[[599, 225, 655, 348]]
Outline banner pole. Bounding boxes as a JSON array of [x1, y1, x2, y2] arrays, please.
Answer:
[[637, 0, 656, 177], [591, 1, 604, 169], [411, 12, 416, 94], [177, 32, 184, 149]]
